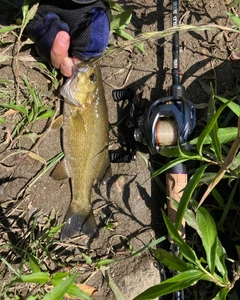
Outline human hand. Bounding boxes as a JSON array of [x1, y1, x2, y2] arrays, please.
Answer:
[[50, 31, 74, 77], [25, 1, 110, 77]]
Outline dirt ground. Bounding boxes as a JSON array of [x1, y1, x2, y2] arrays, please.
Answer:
[[1, 0, 240, 299]]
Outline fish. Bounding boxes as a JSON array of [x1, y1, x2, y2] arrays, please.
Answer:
[[52, 61, 110, 240]]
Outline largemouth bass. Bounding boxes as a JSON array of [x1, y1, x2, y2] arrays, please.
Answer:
[[52, 62, 110, 240]]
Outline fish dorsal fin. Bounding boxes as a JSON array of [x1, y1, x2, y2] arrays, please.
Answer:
[[52, 115, 63, 130], [51, 158, 70, 180]]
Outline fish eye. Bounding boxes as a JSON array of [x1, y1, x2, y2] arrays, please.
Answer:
[[89, 73, 97, 82]]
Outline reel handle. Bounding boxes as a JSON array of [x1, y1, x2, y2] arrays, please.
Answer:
[[166, 164, 187, 243]]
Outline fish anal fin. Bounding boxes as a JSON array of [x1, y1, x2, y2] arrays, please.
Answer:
[[51, 159, 70, 180], [97, 151, 111, 184], [61, 209, 98, 241]]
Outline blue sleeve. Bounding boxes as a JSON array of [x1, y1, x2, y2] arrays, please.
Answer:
[[24, 0, 110, 61], [27, 12, 69, 60]]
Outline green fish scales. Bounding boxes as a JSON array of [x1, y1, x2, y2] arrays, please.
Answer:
[[53, 62, 110, 240]]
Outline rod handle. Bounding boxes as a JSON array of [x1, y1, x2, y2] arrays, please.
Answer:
[[166, 172, 187, 243]]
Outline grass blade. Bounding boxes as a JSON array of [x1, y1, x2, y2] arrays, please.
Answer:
[[208, 84, 222, 161], [0, 25, 19, 33], [133, 269, 205, 300], [101, 267, 126, 300], [42, 274, 77, 300], [151, 248, 191, 272], [197, 101, 231, 156], [17, 272, 50, 284]]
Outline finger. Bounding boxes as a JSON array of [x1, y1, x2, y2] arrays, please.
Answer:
[[60, 57, 74, 77], [50, 31, 70, 69]]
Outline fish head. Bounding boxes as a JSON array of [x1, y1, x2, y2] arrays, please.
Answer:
[[61, 61, 101, 109]]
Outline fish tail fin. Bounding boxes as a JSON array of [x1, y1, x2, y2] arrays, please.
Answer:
[[61, 209, 98, 241]]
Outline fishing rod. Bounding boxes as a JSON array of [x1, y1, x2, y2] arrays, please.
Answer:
[[110, 0, 196, 298]]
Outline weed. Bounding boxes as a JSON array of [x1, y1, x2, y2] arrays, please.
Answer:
[[0, 76, 55, 147]]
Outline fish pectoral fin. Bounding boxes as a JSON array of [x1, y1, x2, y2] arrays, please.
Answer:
[[51, 158, 70, 180], [61, 208, 98, 240], [52, 115, 63, 130], [71, 109, 87, 132]]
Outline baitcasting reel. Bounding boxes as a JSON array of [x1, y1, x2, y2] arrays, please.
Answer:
[[110, 86, 196, 161], [109, 0, 196, 163]]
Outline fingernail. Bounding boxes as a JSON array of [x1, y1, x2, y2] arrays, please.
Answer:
[[62, 58, 72, 69]]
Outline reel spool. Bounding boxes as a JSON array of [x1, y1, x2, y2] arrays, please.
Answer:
[[155, 118, 178, 147]]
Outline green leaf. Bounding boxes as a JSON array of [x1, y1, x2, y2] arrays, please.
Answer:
[[17, 272, 50, 284], [196, 207, 218, 274], [189, 127, 238, 145], [47, 223, 63, 237], [42, 274, 77, 300], [36, 110, 54, 120], [82, 253, 93, 265], [215, 238, 228, 280], [22, 0, 38, 28], [22, 0, 32, 19], [227, 12, 240, 28], [101, 267, 126, 300], [0, 256, 20, 276], [214, 287, 229, 300], [175, 164, 209, 231], [199, 80, 211, 95], [0, 102, 28, 115], [195, 208, 228, 279], [151, 248, 192, 272], [0, 25, 19, 33], [28, 254, 40, 273], [231, 150, 240, 169], [123, 235, 166, 260], [96, 259, 115, 268], [0, 117, 6, 124], [51, 272, 70, 286], [211, 188, 225, 206], [216, 95, 240, 117], [152, 158, 189, 177], [66, 284, 92, 300], [133, 269, 205, 300], [228, 0, 240, 7], [198, 173, 232, 188], [114, 29, 145, 53], [162, 211, 199, 265], [184, 207, 199, 232], [109, 0, 125, 13], [110, 9, 132, 30], [197, 101, 231, 156], [208, 84, 222, 161], [160, 146, 183, 157]]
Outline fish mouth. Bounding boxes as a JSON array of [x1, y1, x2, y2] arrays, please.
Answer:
[[60, 79, 80, 107], [61, 73, 84, 107]]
